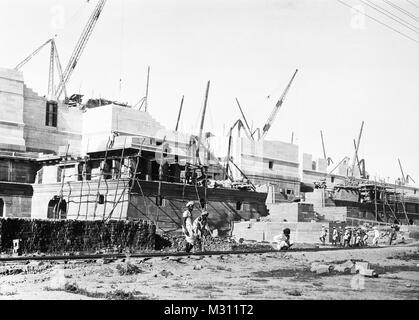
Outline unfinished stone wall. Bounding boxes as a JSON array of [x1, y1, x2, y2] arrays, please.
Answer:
[[31, 179, 130, 221], [0, 68, 26, 152], [266, 202, 315, 222], [0, 218, 157, 254], [23, 86, 82, 155], [0, 182, 32, 218]]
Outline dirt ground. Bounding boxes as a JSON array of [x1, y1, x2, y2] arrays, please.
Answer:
[[0, 243, 418, 300]]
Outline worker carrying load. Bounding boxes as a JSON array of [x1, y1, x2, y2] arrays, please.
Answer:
[[192, 210, 212, 251], [182, 201, 196, 253], [332, 227, 338, 246], [319, 225, 328, 245], [273, 228, 293, 250]]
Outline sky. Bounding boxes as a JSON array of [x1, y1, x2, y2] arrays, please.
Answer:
[[1, 0, 418, 185]]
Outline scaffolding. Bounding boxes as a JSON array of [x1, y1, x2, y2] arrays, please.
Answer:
[[47, 140, 217, 233], [359, 180, 412, 224]]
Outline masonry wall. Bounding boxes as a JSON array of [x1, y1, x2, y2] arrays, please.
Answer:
[[266, 202, 315, 222], [81, 104, 168, 154], [233, 138, 300, 202], [0, 68, 26, 152], [31, 179, 130, 221], [128, 195, 262, 235], [23, 86, 82, 155], [315, 207, 347, 222], [0, 182, 32, 218], [0, 158, 40, 183]]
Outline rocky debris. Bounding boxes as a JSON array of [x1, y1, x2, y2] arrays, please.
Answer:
[[286, 289, 302, 296], [333, 260, 354, 274], [359, 268, 378, 277], [354, 261, 378, 277], [160, 270, 173, 278], [193, 264, 203, 270], [189, 255, 204, 260], [99, 258, 116, 264], [215, 265, 232, 272], [312, 260, 379, 277], [116, 263, 143, 276], [355, 261, 370, 272], [0, 261, 52, 275], [47, 267, 69, 290], [310, 262, 334, 274], [168, 257, 184, 263]]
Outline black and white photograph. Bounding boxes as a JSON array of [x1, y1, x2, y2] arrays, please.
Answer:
[[0, 0, 418, 306]]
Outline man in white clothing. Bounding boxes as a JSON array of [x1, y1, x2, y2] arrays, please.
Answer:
[[182, 201, 196, 253]]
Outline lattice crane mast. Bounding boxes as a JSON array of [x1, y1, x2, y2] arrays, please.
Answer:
[[14, 38, 66, 101], [260, 69, 298, 140], [55, 0, 107, 100]]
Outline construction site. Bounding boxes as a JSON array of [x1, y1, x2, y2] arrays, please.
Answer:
[[0, 0, 418, 301]]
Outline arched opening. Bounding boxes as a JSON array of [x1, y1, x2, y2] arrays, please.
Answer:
[[0, 198, 4, 217], [47, 196, 67, 219]]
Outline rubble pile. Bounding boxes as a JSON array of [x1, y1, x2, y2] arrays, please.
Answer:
[[0, 218, 160, 254]]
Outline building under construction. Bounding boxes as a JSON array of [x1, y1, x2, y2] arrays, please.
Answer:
[[1, 0, 418, 243]]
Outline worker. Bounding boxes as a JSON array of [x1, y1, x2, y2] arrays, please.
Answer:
[[362, 229, 369, 246], [338, 226, 343, 246], [319, 225, 328, 245], [389, 224, 399, 245], [192, 211, 212, 251], [349, 228, 356, 247], [343, 227, 351, 247], [372, 226, 380, 246], [182, 201, 196, 253], [273, 228, 293, 250], [332, 227, 338, 246], [354, 229, 361, 247]]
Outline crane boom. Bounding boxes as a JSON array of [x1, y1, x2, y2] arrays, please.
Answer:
[[235, 98, 254, 140], [175, 95, 184, 131], [52, 39, 67, 100], [398, 158, 406, 183], [55, 0, 107, 99], [14, 39, 52, 70], [320, 130, 327, 160], [260, 69, 298, 139], [225, 119, 248, 180], [351, 121, 364, 176], [196, 81, 210, 165]]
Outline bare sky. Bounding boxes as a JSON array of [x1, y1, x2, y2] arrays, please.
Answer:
[[1, 0, 418, 185]]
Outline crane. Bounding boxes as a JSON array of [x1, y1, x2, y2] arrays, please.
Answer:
[[398, 158, 416, 185], [320, 130, 333, 165], [14, 39, 53, 70], [235, 98, 254, 140], [351, 121, 364, 177], [175, 95, 184, 131], [133, 66, 151, 111], [14, 37, 67, 101], [225, 119, 252, 179], [260, 69, 298, 140], [55, 0, 107, 100], [195, 81, 211, 165]]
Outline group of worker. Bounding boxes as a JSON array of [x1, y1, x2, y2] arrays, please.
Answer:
[[182, 201, 212, 253], [181, 201, 401, 252], [324, 225, 387, 247]]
